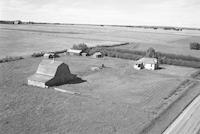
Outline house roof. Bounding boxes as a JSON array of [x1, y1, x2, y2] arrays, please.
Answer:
[[67, 49, 82, 53], [136, 57, 158, 64]]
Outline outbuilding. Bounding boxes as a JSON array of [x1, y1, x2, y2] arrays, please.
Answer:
[[14, 20, 22, 24], [43, 53, 55, 59], [92, 52, 103, 58], [134, 57, 158, 70], [81, 52, 88, 56], [67, 49, 82, 56], [28, 59, 75, 88]]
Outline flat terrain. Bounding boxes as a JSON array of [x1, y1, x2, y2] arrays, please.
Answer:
[[163, 95, 200, 134], [1, 24, 200, 58], [0, 55, 198, 134]]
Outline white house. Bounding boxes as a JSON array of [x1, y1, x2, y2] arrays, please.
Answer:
[[134, 57, 158, 70]]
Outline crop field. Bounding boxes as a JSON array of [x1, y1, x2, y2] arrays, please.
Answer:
[[0, 55, 198, 134], [1, 24, 200, 58]]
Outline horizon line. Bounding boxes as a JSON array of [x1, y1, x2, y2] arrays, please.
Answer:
[[1, 19, 200, 30]]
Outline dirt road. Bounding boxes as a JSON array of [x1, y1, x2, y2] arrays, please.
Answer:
[[163, 94, 200, 134]]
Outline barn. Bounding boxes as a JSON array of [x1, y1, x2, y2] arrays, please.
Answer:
[[28, 60, 75, 88], [134, 57, 158, 70], [67, 49, 82, 56]]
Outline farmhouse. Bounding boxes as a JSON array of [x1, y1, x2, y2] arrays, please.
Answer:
[[67, 49, 82, 56], [92, 52, 103, 58], [28, 59, 75, 88], [134, 57, 158, 70]]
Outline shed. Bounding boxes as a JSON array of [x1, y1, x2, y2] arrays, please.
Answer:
[[67, 49, 82, 56], [134, 57, 158, 70], [28, 60, 75, 88], [81, 52, 87, 56], [43, 53, 55, 59], [92, 52, 103, 58], [14, 20, 22, 24]]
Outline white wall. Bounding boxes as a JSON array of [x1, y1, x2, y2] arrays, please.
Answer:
[[144, 64, 155, 70]]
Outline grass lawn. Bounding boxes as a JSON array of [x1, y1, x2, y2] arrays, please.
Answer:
[[0, 55, 197, 134]]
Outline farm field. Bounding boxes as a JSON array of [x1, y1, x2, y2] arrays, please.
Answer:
[[0, 55, 198, 134], [1, 24, 200, 58]]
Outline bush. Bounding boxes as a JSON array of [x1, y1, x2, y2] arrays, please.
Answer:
[[31, 52, 45, 57], [72, 43, 88, 51], [190, 42, 200, 50], [0, 56, 24, 63]]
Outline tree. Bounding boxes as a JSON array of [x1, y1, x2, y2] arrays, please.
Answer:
[[190, 42, 200, 50], [146, 47, 156, 58], [72, 43, 88, 51]]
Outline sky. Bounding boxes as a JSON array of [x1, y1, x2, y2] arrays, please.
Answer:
[[1, 0, 200, 28]]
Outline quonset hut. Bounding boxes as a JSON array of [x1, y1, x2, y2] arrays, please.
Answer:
[[28, 60, 75, 88]]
